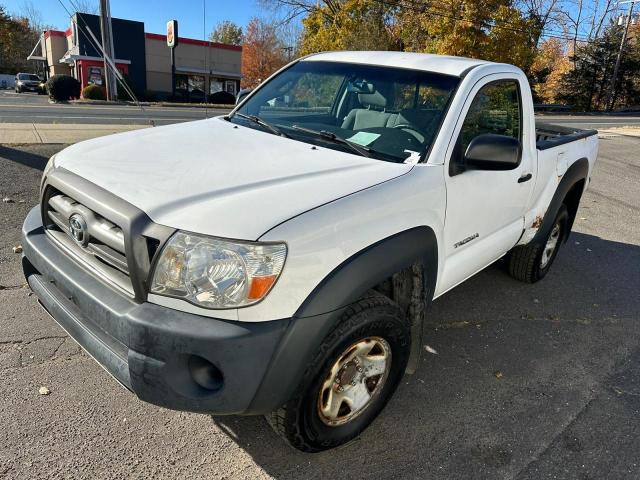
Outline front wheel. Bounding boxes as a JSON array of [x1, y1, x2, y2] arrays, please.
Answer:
[[266, 292, 410, 452], [508, 204, 569, 283]]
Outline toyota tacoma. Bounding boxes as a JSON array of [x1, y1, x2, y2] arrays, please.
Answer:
[[22, 51, 598, 452]]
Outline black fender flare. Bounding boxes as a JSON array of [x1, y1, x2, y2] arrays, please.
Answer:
[[533, 157, 589, 244], [246, 226, 438, 414]]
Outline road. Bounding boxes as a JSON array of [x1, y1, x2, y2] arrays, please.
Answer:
[[0, 133, 639, 478], [535, 114, 640, 129], [0, 91, 226, 126], [2, 90, 640, 128]]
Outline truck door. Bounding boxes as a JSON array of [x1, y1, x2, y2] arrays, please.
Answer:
[[438, 75, 534, 296]]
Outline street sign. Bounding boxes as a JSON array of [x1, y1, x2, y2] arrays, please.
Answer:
[[167, 20, 178, 48]]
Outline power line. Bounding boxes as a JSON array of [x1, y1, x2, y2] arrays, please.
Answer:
[[54, 0, 153, 124], [387, 0, 594, 41]]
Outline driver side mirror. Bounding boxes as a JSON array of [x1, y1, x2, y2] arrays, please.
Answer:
[[463, 134, 521, 171]]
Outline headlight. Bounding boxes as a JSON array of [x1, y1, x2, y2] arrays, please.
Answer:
[[150, 232, 287, 309], [17, 81, 23, 86]]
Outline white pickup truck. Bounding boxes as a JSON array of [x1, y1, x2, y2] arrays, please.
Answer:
[[22, 51, 598, 452]]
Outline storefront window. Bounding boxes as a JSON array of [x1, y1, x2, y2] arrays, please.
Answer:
[[188, 75, 205, 93], [176, 74, 209, 102], [225, 80, 237, 96], [210, 79, 223, 95], [176, 74, 189, 91], [88, 66, 104, 86]]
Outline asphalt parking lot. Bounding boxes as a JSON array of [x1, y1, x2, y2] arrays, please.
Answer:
[[0, 133, 639, 479]]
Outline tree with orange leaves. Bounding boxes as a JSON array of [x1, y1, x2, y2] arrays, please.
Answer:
[[530, 38, 573, 104], [241, 17, 288, 89]]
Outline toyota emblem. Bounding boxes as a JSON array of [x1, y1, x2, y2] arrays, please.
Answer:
[[69, 213, 89, 246]]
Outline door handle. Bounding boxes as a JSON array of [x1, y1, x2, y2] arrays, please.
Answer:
[[518, 173, 532, 183]]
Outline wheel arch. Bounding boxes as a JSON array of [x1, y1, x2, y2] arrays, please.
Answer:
[[295, 226, 438, 319], [246, 226, 438, 414], [562, 177, 586, 242], [534, 157, 589, 244]]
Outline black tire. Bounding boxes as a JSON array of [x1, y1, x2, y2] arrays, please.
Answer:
[[508, 204, 569, 283], [266, 291, 410, 452]]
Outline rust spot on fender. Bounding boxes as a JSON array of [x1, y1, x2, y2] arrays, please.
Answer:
[[532, 215, 543, 229]]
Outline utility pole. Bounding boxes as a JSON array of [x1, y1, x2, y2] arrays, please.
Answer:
[[608, 0, 636, 111], [282, 46, 294, 61], [99, 0, 117, 101]]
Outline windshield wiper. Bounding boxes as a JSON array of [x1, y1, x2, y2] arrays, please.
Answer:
[[232, 112, 289, 138], [289, 125, 372, 158]]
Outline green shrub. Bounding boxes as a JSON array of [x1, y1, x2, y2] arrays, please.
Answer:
[[46, 75, 81, 102], [82, 84, 106, 100], [141, 89, 159, 102], [208, 90, 236, 105]]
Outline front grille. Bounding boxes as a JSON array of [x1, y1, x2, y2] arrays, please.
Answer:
[[43, 189, 135, 296]]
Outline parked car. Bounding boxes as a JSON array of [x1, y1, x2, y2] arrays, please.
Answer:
[[15, 73, 46, 94], [22, 52, 598, 452], [534, 103, 574, 113]]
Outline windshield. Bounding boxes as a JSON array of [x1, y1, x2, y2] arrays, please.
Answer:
[[232, 61, 459, 163], [18, 74, 40, 81]]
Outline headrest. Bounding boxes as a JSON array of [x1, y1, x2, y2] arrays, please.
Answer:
[[358, 90, 387, 109]]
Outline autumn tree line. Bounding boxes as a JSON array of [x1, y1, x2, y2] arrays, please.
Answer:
[[2, 1, 638, 111], [227, 0, 639, 112]]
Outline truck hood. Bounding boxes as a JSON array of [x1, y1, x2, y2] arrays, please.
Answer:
[[54, 117, 413, 239]]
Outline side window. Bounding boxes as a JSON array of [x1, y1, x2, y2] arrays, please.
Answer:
[[458, 80, 521, 155]]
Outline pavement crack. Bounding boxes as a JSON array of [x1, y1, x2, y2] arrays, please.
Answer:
[[25, 335, 67, 345], [31, 123, 43, 143], [589, 189, 639, 212], [0, 283, 27, 291], [513, 395, 598, 480], [50, 338, 66, 358], [611, 385, 640, 397]]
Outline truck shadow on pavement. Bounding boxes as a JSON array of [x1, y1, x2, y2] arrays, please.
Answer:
[[0, 144, 61, 171], [212, 232, 640, 480]]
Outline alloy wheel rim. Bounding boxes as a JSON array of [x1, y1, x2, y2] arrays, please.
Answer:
[[317, 336, 391, 427], [540, 222, 561, 268]]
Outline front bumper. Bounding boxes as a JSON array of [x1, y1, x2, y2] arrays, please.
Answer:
[[18, 83, 39, 91], [22, 207, 290, 415]]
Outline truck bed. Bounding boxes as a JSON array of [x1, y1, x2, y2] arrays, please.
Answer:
[[536, 122, 598, 150]]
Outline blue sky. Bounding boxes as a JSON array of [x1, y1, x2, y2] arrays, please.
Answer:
[[3, 0, 262, 39], [2, 0, 618, 42]]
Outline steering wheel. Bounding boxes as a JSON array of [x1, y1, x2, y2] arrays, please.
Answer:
[[393, 124, 427, 143]]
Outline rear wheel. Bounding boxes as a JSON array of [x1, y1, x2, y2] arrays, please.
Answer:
[[266, 292, 410, 452], [508, 204, 568, 283]]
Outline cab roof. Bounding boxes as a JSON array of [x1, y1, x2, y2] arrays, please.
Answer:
[[302, 51, 498, 77]]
